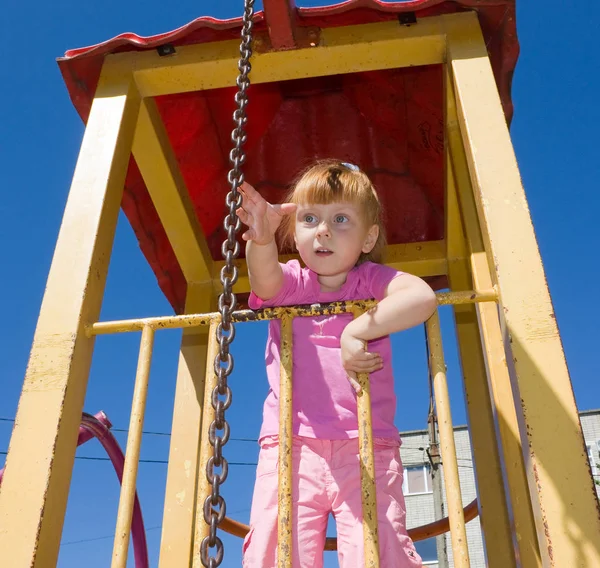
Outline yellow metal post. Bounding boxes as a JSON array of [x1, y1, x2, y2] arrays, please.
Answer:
[[159, 283, 215, 568], [356, 374, 380, 568], [351, 307, 380, 568], [133, 98, 214, 283], [446, 69, 541, 567], [426, 311, 470, 568], [278, 314, 294, 567], [445, 12, 600, 566], [0, 62, 140, 567], [445, 143, 517, 567], [192, 318, 220, 568], [112, 325, 156, 568]]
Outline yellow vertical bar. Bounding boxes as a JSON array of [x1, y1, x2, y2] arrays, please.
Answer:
[[445, 12, 600, 567], [278, 314, 293, 567], [426, 311, 470, 568], [351, 307, 380, 568], [112, 324, 156, 568], [0, 61, 140, 568], [446, 69, 541, 567], [159, 283, 215, 568], [192, 318, 220, 568], [445, 139, 517, 567]]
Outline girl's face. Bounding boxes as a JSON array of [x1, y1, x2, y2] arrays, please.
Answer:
[[293, 201, 379, 287]]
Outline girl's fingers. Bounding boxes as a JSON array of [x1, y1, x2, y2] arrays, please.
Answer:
[[352, 352, 382, 364], [364, 351, 380, 360], [346, 372, 362, 395], [274, 202, 297, 216], [236, 207, 251, 224], [240, 181, 262, 203], [345, 358, 383, 372]]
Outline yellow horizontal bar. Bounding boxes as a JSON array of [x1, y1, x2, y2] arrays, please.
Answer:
[[109, 18, 446, 98], [214, 241, 449, 295], [436, 288, 497, 306], [88, 289, 497, 336]]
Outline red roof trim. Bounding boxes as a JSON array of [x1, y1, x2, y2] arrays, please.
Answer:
[[58, 1, 517, 123], [62, 15, 247, 60], [60, 1, 514, 61]]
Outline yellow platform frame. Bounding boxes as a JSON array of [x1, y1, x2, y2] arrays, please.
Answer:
[[1, 11, 599, 568]]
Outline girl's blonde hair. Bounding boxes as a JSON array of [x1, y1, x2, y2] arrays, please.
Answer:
[[279, 160, 387, 264]]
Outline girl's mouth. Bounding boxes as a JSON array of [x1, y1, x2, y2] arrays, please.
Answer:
[[315, 248, 333, 257]]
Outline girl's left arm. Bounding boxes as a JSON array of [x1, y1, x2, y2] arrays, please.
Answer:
[[343, 274, 437, 343]]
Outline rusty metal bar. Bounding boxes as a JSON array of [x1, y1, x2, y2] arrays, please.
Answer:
[[192, 318, 220, 568], [219, 498, 479, 547], [278, 314, 294, 567], [89, 289, 498, 336], [351, 306, 380, 568], [111, 325, 156, 568], [426, 311, 470, 568]]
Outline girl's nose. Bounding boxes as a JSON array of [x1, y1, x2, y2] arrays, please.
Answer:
[[316, 221, 331, 237]]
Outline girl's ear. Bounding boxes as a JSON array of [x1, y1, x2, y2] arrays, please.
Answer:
[[362, 224, 379, 254]]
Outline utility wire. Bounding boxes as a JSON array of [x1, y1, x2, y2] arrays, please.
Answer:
[[0, 416, 430, 451], [0, 451, 256, 466], [0, 417, 258, 443], [61, 525, 162, 546], [60, 508, 251, 547]]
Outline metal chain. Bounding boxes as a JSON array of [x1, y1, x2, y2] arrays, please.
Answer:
[[200, 1, 255, 567]]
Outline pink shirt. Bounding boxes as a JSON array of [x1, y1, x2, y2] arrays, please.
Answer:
[[249, 260, 404, 441]]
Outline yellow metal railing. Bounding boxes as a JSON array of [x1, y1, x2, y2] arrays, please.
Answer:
[[112, 325, 155, 568], [426, 312, 470, 568], [351, 305, 381, 567], [84, 287, 496, 567]]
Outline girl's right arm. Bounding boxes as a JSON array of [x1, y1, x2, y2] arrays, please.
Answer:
[[245, 240, 282, 300], [237, 182, 296, 300]]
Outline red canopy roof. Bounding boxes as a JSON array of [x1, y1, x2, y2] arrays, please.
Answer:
[[58, 1, 518, 312]]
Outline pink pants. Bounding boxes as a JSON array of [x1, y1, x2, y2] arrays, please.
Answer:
[[242, 436, 422, 568]]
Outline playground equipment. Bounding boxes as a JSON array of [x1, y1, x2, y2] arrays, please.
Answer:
[[1, 1, 599, 567]]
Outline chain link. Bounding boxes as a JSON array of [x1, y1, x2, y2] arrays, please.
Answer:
[[200, 1, 255, 566]]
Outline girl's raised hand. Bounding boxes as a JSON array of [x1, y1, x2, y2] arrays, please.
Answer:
[[237, 182, 296, 246]]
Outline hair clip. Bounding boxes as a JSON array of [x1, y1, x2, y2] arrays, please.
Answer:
[[340, 162, 360, 172]]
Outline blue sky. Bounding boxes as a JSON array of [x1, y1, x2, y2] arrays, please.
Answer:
[[1, 1, 599, 567]]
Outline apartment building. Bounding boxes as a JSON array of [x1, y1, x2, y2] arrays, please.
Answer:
[[400, 409, 600, 567]]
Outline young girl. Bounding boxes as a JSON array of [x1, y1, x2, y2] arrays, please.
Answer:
[[237, 160, 437, 568]]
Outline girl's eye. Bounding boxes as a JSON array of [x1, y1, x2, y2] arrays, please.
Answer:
[[303, 214, 317, 223], [334, 215, 349, 223]]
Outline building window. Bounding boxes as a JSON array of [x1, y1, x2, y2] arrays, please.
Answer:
[[415, 537, 439, 565], [403, 465, 433, 495]]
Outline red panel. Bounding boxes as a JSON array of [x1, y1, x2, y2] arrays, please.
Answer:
[[56, 1, 518, 312]]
